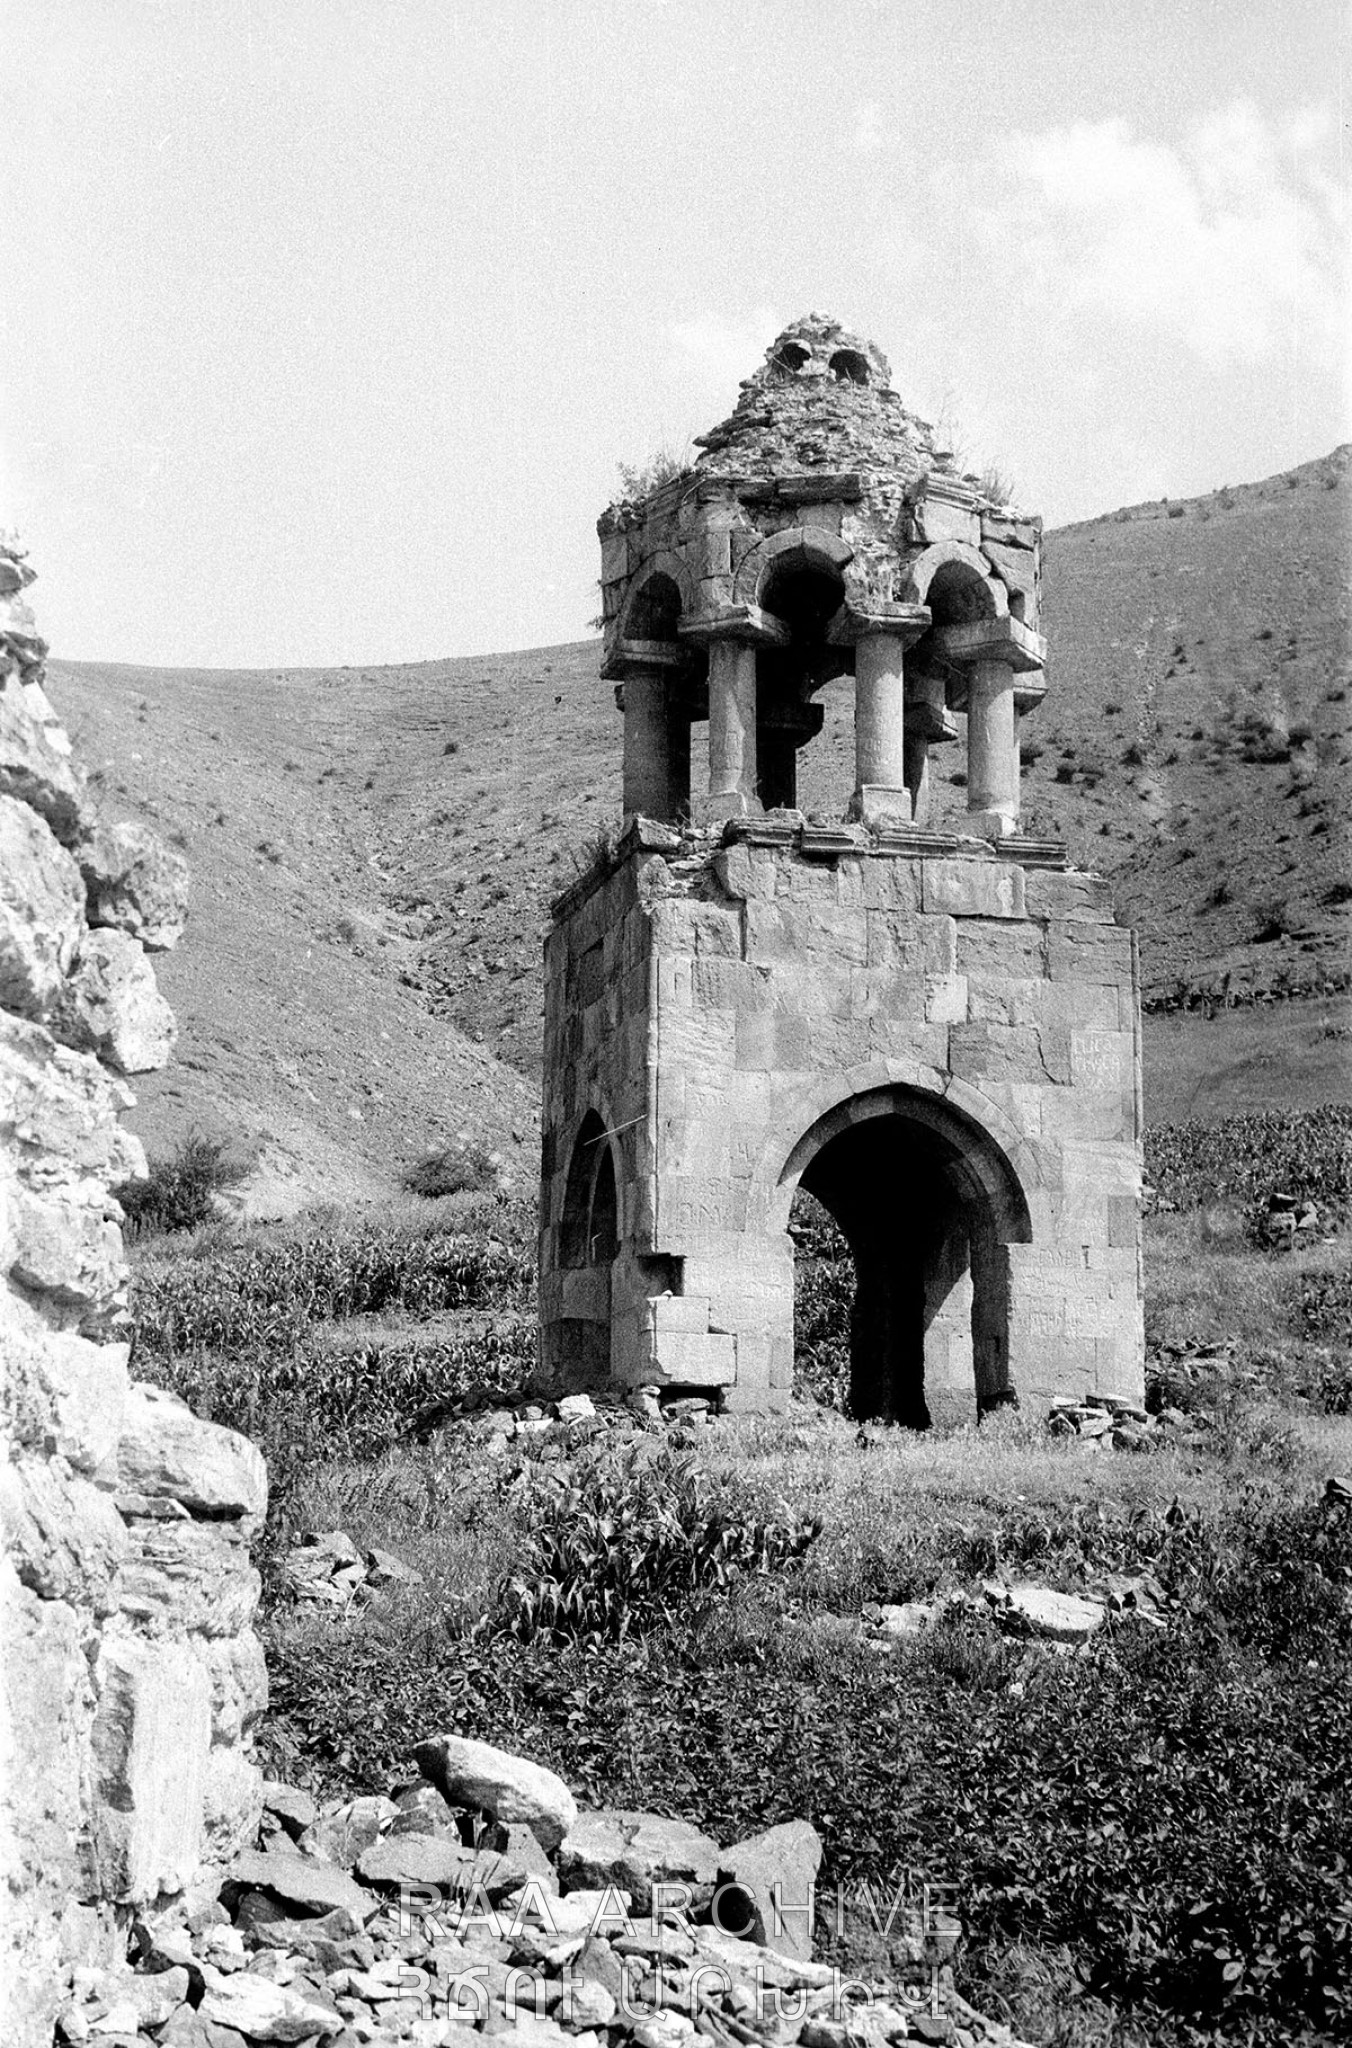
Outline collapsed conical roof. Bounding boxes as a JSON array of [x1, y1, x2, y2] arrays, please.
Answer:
[[693, 313, 937, 485]]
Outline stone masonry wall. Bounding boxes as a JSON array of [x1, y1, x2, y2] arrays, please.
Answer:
[[541, 823, 1144, 1419], [0, 540, 267, 2048]]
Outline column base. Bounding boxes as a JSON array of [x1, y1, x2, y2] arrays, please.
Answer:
[[966, 806, 1019, 841], [705, 789, 760, 823], [850, 784, 914, 827]]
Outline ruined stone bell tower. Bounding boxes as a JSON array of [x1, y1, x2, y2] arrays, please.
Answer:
[[540, 315, 1144, 1421]]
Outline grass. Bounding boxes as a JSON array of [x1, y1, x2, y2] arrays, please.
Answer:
[[126, 1113, 1352, 2047]]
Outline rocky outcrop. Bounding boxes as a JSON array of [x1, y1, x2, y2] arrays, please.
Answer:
[[0, 537, 264, 2048]]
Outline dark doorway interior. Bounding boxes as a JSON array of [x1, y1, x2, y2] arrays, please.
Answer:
[[795, 1108, 1011, 1427]]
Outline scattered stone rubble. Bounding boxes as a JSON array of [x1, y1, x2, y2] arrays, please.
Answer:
[[0, 540, 265, 2048], [54, 1736, 1034, 2048]]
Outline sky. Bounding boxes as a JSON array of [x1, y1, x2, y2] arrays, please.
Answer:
[[4, 0, 1349, 669]]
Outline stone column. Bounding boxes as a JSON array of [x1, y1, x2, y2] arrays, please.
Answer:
[[931, 616, 1047, 840], [854, 632, 908, 811], [966, 658, 1019, 829], [706, 637, 760, 818], [826, 602, 932, 826]]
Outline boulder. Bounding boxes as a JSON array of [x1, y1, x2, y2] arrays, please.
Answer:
[[356, 1834, 523, 1899], [198, 1970, 342, 2044], [261, 1782, 317, 1838], [414, 1736, 578, 1853], [60, 927, 176, 1075], [558, 1809, 721, 1913], [714, 1820, 822, 1962], [224, 1848, 378, 1924], [117, 1385, 267, 1522], [0, 793, 84, 1019], [79, 818, 189, 951], [984, 1582, 1105, 1642]]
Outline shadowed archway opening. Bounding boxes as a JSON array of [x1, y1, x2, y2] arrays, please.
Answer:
[[754, 557, 847, 809], [782, 1087, 1031, 1426]]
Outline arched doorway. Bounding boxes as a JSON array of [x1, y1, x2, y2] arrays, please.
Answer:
[[557, 1111, 621, 1378], [781, 1085, 1031, 1426]]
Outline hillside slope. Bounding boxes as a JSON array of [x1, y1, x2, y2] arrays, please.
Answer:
[[47, 446, 1350, 1199]]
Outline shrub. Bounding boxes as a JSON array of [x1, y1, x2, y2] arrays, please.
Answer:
[[500, 1442, 820, 1646], [117, 1134, 245, 1239], [402, 1141, 499, 1198]]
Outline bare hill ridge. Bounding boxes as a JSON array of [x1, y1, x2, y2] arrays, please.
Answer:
[[47, 447, 1350, 1204]]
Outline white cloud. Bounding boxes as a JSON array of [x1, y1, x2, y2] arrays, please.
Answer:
[[994, 100, 1345, 367], [666, 306, 784, 391]]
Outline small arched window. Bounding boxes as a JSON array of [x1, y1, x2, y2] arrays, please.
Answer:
[[773, 342, 809, 373], [829, 349, 870, 386]]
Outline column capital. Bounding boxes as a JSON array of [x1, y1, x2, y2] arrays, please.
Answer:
[[931, 615, 1047, 673], [600, 635, 697, 682], [677, 603, 790, 648], [826, 600, 932, 648]]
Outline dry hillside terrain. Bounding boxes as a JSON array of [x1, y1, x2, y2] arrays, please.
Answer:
[[49, 448, 1350, 1206]]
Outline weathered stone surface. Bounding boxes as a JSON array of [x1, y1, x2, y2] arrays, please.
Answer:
[[0, 546, 263, 2048], [90, 1635, 214, 1901], [0, 673, 86, 843], [0, 794, 84, 1018], [117, 1386, 267, 1522], [225, 1849, 378, 1924], [60, 927, 177, 1074], [716, 1820, 822, 1961], [198, 1971, 342, 2043], [415, 1737, 578, 1853], [921, 859, 1026, 921], [79, 819, 189, 952], [261, 1782, 317, 1836], [558, 1809, 721, 1913], [357, 1835, 523, 1899], [984, 1581, 1105, 1641]]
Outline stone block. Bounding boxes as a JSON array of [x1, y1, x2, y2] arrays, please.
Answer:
[[924, 974, 968, 1024], [955, 915, 1046, 981], [118, 1385, 267, 1523], [968, 974, 1043, 1027], [857, 855, 923, 912], [0, 794, 85, 1020], [646, 1293, 713, 1335], [650, 1329, 737, 1385], [922, 859, 1025, 920], [91, 1635, 213, 1902], [915, 497, 980, 548], [1047, 920, 1133, 984], [1108, 1194, 1139, 1247], [713, 843, 775, 902], [1024, 868, 1112, 925], [948, 1022, 1043, 1087]]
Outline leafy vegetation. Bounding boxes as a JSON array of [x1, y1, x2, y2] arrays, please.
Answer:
[[116, 1132, 246, 1238], [500, 1441, 820, 1645], [1145, 1107, 1352, 1223], [127, 1115, 1352, 2047]]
